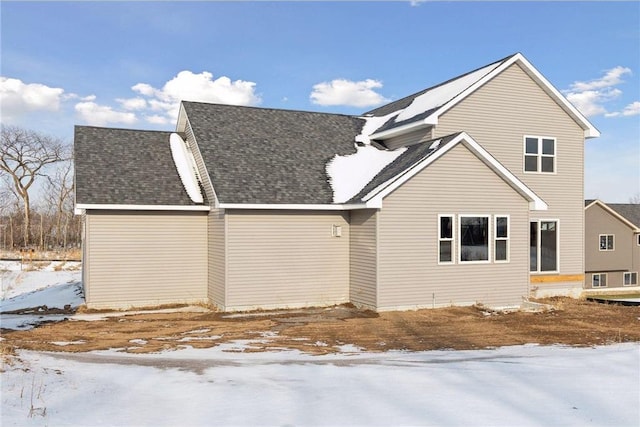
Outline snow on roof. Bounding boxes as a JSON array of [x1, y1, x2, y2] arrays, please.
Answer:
[[394, 62, 501, 123], [327, 113, 406, 204], [170, 133, 204, 204]]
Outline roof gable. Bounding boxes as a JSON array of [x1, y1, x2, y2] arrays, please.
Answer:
[[354, 132, 547, 211], [585, 200, 640, 231], [367, 53, 600, 140]]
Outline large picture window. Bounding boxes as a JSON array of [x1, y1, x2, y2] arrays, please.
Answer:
[[524, 136, 555, 173], [459, 216, 489, 263], [530, 220, 558, 272]]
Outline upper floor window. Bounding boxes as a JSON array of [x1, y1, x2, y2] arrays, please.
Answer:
[[524, 136, 555, 173], [599, 234, 614, 251]]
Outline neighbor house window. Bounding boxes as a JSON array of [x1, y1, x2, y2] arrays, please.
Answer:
[[460, 216, 489, 263], [495, 216, 509, 262], [530, 220, 558, 272], [524, 136, 555, 173], [592, 273, 607, 288], [599, 234, 614, 251], [438, 215, 454, 263], [623, 272, 638, 286]]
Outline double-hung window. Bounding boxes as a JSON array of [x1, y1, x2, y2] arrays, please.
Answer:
[[494, 216, 509, 262], [530, 220, 558, 272], [623, 272, 638, 286], [524, 136, 555, 173], [599, 234, 614, 251], [438, 215, 454, 263]]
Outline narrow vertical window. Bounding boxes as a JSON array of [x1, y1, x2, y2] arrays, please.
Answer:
[[530, 222, 538, 272], [599, 234, 614, 251], [495, 216, 509, 262], [460, 216, 489, 262], [438, 215, 454, 263]]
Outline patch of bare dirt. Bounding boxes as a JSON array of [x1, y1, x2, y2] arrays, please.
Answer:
[[1, 298, 639, 355]]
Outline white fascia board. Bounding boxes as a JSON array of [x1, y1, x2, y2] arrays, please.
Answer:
[[585, 200, 640, 231], [76, 204, 211, 212], [366, 132, 548, 211], [218, 203, 370, 211]]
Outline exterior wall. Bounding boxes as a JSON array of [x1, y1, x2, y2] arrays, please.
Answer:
[[434, 63, 586, 295], [349, 209, 378, 308], [224, 210, 350, 311], [83, 210, 208, 309], [376, 143, 531, 310], [384, 127, 434, 151], [208, 209, 226, 307], [585, 203, 639, 288]]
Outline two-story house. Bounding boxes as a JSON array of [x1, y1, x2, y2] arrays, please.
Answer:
[[74, 53, 599, 311], [585, 200, 640, 289]]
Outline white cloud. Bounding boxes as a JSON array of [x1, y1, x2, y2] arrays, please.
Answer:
[[0, 77, 65, 120], [310, 79, 389, 108], [74, 101, 137, 126], [564, 66, 638, 118], [605, 101, 640, 118], [131, 71, 261, 124], [117, 97, 147, 111]]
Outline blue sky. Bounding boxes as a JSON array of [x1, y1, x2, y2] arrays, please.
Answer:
[[1, 1, 639, 202]]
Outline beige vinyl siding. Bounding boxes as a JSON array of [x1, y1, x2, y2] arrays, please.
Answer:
[[377, 143, 530, 310], [585, 203, 639, 288], [224, 210, 349, 310], [384, 127, 434, 151], [208, 209, 226, 307], [350, 209, 378, 308], [84, 210, 208, 309], [434, 63, 586, 290]]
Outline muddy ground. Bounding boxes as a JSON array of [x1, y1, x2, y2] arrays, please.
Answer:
[[2, 298, 639, 356]]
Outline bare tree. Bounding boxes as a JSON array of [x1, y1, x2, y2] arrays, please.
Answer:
[[43, 156, 75, 248], [0, 125, 67, 246], [629, 193, 640, 204]]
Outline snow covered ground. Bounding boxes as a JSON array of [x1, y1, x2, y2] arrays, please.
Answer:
[[2, 343, 639, 426], [0, 261, 83, 330], [1, 261, 639, 426]]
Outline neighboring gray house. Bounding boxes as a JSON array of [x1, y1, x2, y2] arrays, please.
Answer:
[[75, 53, 599, 311], [584, 200, 640, 289]]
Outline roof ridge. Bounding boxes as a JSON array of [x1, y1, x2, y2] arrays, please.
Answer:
[[181, 100, 362, 120]]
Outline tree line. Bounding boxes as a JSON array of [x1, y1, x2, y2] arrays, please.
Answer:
[[1, 125, 81, 254]]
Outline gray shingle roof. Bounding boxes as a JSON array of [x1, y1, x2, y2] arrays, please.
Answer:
[[349, 133, 462, 203], [183, 102, 364, 204], [74, 126, 198, 206], [607, 203, 640, 228]]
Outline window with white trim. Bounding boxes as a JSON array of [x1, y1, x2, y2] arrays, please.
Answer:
[[438, 215, 454, 264], [623, 272, 638, 286], [592, 273, 607, 288], [524, 136, 555, 173], [460, 216, 489, 263], [494, 216, 509, 262], [599, 234, 614, 251], [530, 220, 558, 272]]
